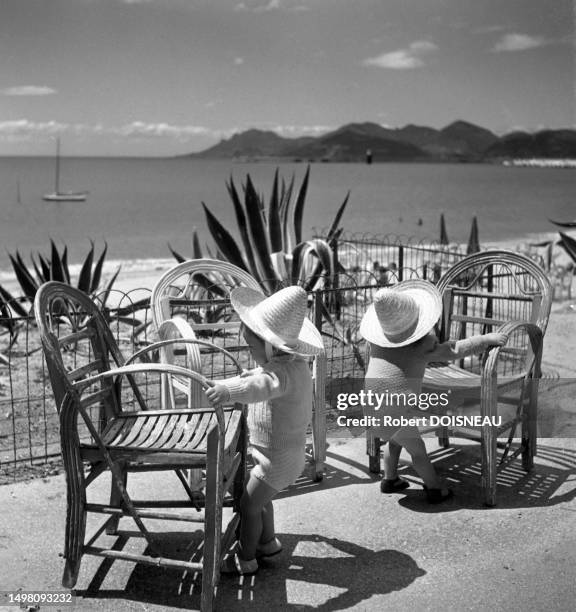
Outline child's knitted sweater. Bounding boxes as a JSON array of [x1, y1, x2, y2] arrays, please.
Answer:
[[365, 334, 498, 395], [220, 354, 313, 450]]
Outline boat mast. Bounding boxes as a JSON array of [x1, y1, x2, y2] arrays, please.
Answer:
[[54, 137, 61, 193]]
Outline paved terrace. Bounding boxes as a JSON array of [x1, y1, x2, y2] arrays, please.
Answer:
[[1, 431, 575, 612]]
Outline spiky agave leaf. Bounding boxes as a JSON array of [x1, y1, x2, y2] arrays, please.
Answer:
[[202, 202, 249, 273], [0, 284, 28, 318], [291, 238, 334, 287], [192, 228, 203, 259], [77, 241, 95, 293], [61, 244, 71, 284], [280, 173, 295, 252], [90, 242, 109, 294], [268, 169, 283, 253], [49, 239, 66, 283], [9, 252, 38, 301], [97, 265, 121, 309], [37, 253, 51, 281], [244, 175, 279, 291], [326, 192, 350, 240], [292, 165, 310, 246], [168, 243, 187, 263], [227, 177, 260, 281]]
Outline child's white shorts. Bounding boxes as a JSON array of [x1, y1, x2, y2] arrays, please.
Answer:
[[250, 444, 305, 492]]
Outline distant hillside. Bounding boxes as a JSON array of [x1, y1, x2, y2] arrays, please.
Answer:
[[186, 121, 576, 163]]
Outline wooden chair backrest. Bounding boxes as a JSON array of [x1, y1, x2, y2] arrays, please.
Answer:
[[34, 282, 146, 424], [435, 250, 552, 375], [151, 259, 264, 376]]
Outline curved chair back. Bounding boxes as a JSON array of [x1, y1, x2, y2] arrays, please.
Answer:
[[434, 249, 552, 377], [34, 281, 133, 417]]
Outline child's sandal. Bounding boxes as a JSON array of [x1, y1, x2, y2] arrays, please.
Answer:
[[380, 476, 410, 493], [220, 552, 259, 575], [256, 537, 283, 558]]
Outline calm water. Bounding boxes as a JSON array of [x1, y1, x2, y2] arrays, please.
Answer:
[[0, 156, 574, 271]]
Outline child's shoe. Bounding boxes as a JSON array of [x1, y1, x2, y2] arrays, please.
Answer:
[[380, 476, 410, 493], [256, 537, 283, 558], [424, 486, 454, 504], [220, 552, 259, 575]]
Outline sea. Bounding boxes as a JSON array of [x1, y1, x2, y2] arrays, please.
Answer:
[[0, 156, 575, 281]]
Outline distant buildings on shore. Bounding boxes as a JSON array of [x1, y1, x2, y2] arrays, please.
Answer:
[[503, 158, 576, 168]]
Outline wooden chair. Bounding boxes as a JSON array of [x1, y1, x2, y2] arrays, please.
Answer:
[[366, 250, 552, 506], [151, 259, 327, 481], [35, 281, 247, 611]]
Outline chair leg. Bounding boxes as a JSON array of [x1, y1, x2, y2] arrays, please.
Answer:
[[481, 424, 497, 507], [522, 381, 538, 471], [367, 434, 381, 473], [436, 426, 450, 448], [202, 426, 224, 612], [62, 452, 87, 588], [106, 465, 127, 535]]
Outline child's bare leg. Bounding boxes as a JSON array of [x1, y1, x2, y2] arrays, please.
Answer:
[[383, 440, 402, 480], [259, 500, 275, 545], [392, 429, 445, 490], [238, 474, 277, 560]]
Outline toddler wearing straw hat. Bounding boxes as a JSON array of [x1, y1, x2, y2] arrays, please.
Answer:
[[205, 285, 324, 575], [360, 280, 507, 503]]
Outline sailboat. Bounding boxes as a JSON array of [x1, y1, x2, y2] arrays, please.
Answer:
[[43, 138, 87, 202]]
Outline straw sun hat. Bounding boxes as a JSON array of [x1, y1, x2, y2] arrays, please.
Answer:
[[360, 280, 442, 348], [230, 285, 324, 356]]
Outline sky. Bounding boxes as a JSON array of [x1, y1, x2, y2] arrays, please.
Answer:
[[0, 0, 574, 156]]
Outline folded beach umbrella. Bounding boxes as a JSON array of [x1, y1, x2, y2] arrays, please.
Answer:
[[466, 215, 480, 254], [439, 213, 449, 245], [558, 231, 576, 267]]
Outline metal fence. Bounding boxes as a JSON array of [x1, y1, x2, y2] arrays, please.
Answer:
[[0, 282, 377, 479], [313, 228, 469, 285], [0, 239, 570, 480], [0, 289, 154, 479]]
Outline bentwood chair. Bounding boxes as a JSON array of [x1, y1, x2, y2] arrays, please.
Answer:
[[367, 250, 552, 506], [151, 259, 327, 482], [35, 281, 247, 611]]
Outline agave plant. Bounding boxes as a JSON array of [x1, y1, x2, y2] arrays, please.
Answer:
[[170, 166, 349, 295], [0, 240, 120, 314]]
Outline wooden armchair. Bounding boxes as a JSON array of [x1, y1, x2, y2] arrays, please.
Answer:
[[367, 250, 552, 506], [35, 281, 247, 611], [151, 259, 327, 481]]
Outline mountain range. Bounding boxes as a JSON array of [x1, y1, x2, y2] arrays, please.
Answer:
[[186, 120, 576, 163]]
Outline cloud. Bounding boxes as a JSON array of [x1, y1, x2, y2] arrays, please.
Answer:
[[362, 40, 438, 70], [1, 85, 56, 96], [0, 119, 221, 143], [491, 33, 546, 52], [235, 0, 309, 13], [272, 123, 333, 137]]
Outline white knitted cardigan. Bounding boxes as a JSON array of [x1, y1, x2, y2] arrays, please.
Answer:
[[221, 354, 313, 450]]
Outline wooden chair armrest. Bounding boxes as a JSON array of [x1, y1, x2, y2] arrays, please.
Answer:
[[482, 320, 543, 382], [125, 338, 243, 373], [72, 363, 227, 427]]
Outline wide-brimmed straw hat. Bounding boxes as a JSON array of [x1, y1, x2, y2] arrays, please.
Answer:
[[230, 286, 324, 356], [360, 279, 442, 348]]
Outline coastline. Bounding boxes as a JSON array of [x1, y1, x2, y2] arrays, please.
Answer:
[[0, 229, 571, 291]]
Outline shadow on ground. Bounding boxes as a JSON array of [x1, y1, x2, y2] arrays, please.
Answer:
[[392, 441, 576, 512], [78, 532, 425, 611]]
